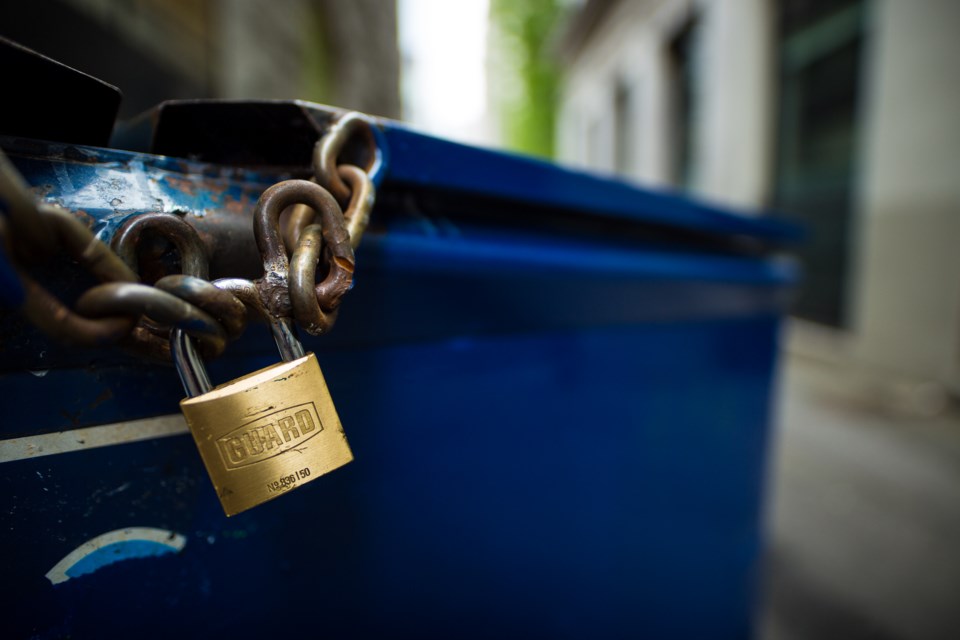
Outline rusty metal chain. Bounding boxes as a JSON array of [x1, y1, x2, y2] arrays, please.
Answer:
[[0, 111, 379, 358], [1, 146, 238, 355], [12, 204, 140, 347], [0, 148, 57, 264], [106, 212, 248, 360], [281, 113, 378, 335]]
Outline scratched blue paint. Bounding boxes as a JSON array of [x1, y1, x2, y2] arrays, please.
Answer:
[[65, 540, 183, 582], [0, 137, 283, 244]]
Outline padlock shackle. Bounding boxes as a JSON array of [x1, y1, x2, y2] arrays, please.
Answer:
[[172, 328, 212, 397], [270, 316, 306, 362], [172, 317, 305, 398]]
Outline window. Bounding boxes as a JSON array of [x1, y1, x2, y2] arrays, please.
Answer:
[[613, 79, 635, 176], [773, 0, 868, 328], [667, 18, 702, 191]]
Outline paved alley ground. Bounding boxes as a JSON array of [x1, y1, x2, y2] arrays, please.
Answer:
[[759, 356, 960, 639]]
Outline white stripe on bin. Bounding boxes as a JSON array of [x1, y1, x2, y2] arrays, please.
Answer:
[[0, 414, 189, 463]]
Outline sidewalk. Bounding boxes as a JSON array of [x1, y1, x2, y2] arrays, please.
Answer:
[[759, 355, 960, 640]]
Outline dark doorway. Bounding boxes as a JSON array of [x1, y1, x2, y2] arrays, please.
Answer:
[[773, 0, 868, 328]]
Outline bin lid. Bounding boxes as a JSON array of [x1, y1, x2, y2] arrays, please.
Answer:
[[113, 100, 799, 248], [380, 124, 799, 245]]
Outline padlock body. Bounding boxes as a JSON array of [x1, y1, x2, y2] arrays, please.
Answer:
[[180, 353, 352, 516]]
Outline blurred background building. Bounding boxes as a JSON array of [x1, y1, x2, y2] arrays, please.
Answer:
[[0, 0, 401, 119], [554, 0, 960, 404]]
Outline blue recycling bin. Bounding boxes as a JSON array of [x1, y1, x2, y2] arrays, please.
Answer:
[[0, 101, 796, 639]]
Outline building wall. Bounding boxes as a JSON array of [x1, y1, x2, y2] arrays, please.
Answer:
[[216, 0, 401, 117], [557, 0, 774, 210], [2, 0, 400, 119], [850, 0, 960, 387], [215, 0, 313, 101], [557, 0, 960, 390], [698, 0, 775, 208]]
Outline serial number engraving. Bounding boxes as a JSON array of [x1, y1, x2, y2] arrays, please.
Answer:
[[266, 467, 312, 493]]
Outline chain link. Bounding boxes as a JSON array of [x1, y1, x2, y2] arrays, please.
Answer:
[[112, 213, 210, 280], [282, 113, 378, 335], [108, 212, 233, 359], [313, 111, 378, 204], [11, 202, 140, 347], [0, 111, 379, 358], [0, 148, 57, 263]]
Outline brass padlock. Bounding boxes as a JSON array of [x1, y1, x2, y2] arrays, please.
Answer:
[[172, 318, 352, 516]]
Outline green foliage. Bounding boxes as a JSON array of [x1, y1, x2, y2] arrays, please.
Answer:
[[490, 0, 563, 159]]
